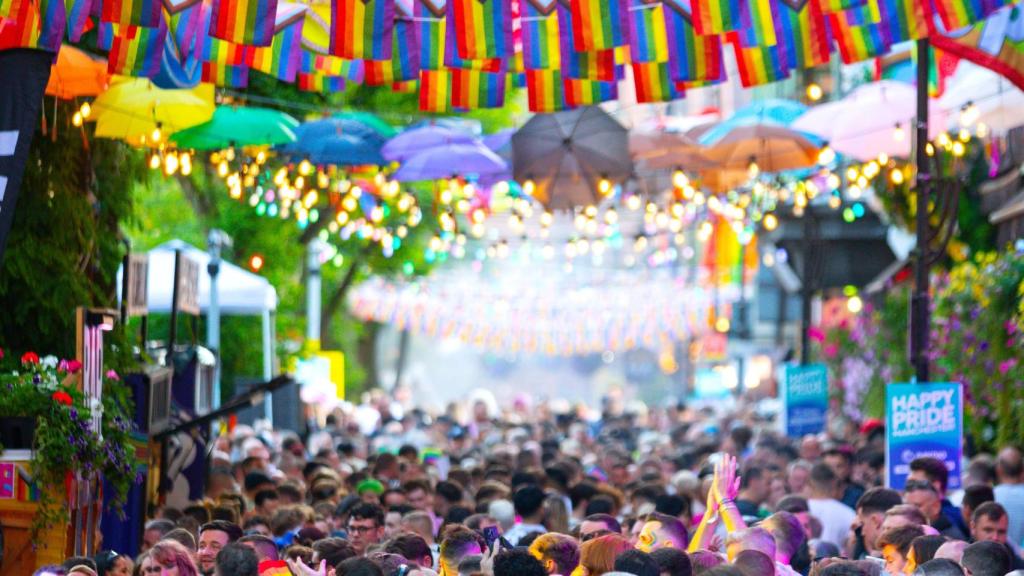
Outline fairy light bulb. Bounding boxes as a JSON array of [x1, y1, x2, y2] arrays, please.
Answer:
[[763, 213, 779, 231], [180, 152, 192, 176], [540, 211, 553, 227], [256, 150, 267, 164], [958, 128, 971, 143], [893, 123, 905, 142], [72, 111, 83, 127], [626, 194, 642, 211], [218, 160, 229, 177], [952, 141, 966, 157], [672, 169, 689, 189], [299, 159, 313, 176], [79, 102, 92, 119], [151, 125, 162, 143], [890, 168, 904, 185], [806, 83, 823, 102], [164, 151, 179, 176], [818, 143, 836, 165], [747, 160, 760, 179], [149, 152, 161, 170], [523, 179, 536, 196], [598, 177, 612, 195], [976, 123, 989, 138], [604, 207, 618, 225]]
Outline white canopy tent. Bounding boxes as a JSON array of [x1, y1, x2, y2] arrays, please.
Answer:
[[118, 239, 278, 420]]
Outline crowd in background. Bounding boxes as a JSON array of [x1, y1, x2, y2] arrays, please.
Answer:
[[44, 389, 1024, 576]]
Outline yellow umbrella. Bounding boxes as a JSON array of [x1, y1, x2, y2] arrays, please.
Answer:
[[90, 76, 215, 145]]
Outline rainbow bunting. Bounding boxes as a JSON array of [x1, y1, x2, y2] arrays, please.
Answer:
[[331, 0, 392, 59], [96, 19, 115, 48], [419, 68, 450, 112], [450, 68, 506, 109], [563, 76, 617, 106], [568, 0, 627, 51], [414, 0, 445, 70], [297, 71, 345, 91], [364, 59, 394, 85], [209, 0, 277, 46], [728, 32, 790, 86], [259, 560, 292, 576], [825, 2, 889, 64], [525, 68, 565, 111], [873, 0, 927, 43], [392, 79, 418, 92], [0, 0, 66, 50], [203, 29, 252, 66], [736, 0, 778, 47], [443, 5, 504, 70], [202, 60, 249, 86], [102, 0, 160, 27], [815, 0, 866, 12], [170, 0, 203, 58], [662, 1, 724, 82], [931, 0, 1007, 30], [250, 12, 302, 82], [65, 0, 92, 41], [449, 0, 512, 60], [627, 0, 668, 63], [631, 60, 681, 102], [521, 0, 560, 69], [109, 20, 166, 76], [773, 0, 830, 70], [558, 3, 617, 80], [690, 0, 741, 34], [391, 12, 419, 81]]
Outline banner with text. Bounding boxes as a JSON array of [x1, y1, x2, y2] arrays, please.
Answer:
[[781, 363, 829, 437], [885, 382, 963, 490]]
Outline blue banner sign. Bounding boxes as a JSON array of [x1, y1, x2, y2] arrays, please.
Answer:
[[885, 382, 963, 491], [781, 363, 829, 437]]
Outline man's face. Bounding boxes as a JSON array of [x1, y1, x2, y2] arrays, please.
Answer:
[[408, 489, 433, 512], [385, 511, 403, 537], [384, 492, 407, 508], [260, 498, 280, 516], [248, 522, 272, 537], [856, 509, 886, 553], [579, 520, 612, 542], [142, 529, 163, 552], [904, 490, 941, 522], [749, 477, 771, 503], [788, 468, 810, 493], [882, 544, 907, 576], [348, 516, 384, 554], [636, 521, 676, 553], [971, 514, 1009, 544], [825, 455, 851, 482], [906, 471, 943, 497], [198, 529, 230, 575]]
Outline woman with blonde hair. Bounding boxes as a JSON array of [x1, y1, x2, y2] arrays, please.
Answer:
[[573, 534, 632, 576], [145, 540, 200, 576]]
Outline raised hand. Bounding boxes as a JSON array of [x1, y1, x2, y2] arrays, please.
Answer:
[[713, 453, 741, 504], [287, 558, 327, 576]]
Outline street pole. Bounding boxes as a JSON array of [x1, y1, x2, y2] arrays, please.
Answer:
[[800, 214, 813, 366], [207, 229, 231, 411], [307, 240, 323, 346], [911, 38, 931, 383]]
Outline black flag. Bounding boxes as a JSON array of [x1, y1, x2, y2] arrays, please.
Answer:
[[0, 48, 52, 266]]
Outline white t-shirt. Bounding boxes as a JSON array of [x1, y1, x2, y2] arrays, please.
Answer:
[[808, 497, 857, 549], [995, 483, 1024, 548]]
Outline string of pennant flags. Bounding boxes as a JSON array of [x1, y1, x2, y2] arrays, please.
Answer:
[[0, 0, 1014, 112]]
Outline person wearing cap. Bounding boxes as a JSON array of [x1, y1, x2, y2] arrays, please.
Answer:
[[357, 478, 386, 504]]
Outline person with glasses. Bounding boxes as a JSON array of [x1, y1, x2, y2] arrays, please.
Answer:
[[908, 458, 970, 540], [348, 502, 387, 555], [95, 550, 134, 576], [904, 481, 967, 541], [579, 514, 622, 543]]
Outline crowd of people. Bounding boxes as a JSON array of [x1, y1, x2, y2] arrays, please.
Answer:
[[44, 391, 1024, 576]]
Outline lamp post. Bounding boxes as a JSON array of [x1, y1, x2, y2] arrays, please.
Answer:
[[207, 229, 231, 411]]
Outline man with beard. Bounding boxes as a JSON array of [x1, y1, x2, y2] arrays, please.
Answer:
[[197, 521, 243, 576]]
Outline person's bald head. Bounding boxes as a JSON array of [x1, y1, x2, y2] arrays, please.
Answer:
[[996, 447, 1023, 482], [933, 540, 968, 564]]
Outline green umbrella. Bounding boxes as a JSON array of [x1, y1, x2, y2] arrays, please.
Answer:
[[333, 110, 398, 138], [171, 105, 300, 150]]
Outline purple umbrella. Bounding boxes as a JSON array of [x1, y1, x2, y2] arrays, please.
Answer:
[[392, 143, 508, 182], [382, 126, 476, 162]]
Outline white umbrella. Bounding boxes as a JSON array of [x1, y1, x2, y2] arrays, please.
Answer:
[[792, 80, 947, 161], [940, 63, 1024, 134]]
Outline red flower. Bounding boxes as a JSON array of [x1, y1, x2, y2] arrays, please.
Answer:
[[21, 351, 39, 364], [0, 347, 4, 360], [52, 391, 73, 406], [58, 359, 83, 374]]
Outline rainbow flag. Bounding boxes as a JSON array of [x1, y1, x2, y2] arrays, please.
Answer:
[[203, 29, 252, 66], [632, 60, 681, 102], [736, 0, 778, 47], [568, 0, 627, 51], [627, 0, 668, 63], [443, 6, 504, 70], [663, 1, 724, 82], [102, 0, 160, 27], [521, 0, 560, 69], [170, 0, 203, 58], [65, 0, 92, 40], [209, 0, 277, 45], [559, 4, 617, 80], [773, 0, 830, 70], [825, 2, 889, 64], [931, 0, 1007, 30], [259, 561, 292, 576], [449, 0, 512, 60], [728, 32, 790, 86], [564, 76, 617, 106], [0, 0, 21, 19], [691, 0, 741, 34], [931, 4, 1024, 91], [202, 60, 249, 85], [96, 19, 115, 48], [392, 78, 417, 92], [419, 68, 450, 112], [414, 0, 445, 70], [331, 0, 392, 59], [509, 70, 526, 87], [250, 12, 302, 81], [815, 0, 866, 11], [873, 0, 927, 43], [0, 0, 65, 50], [391, 12, 419, 81], [526, 68, 565, 111], [109, 20, 166, 76], [450, 68, 506, 109], [363, 58, 393, 85], [297, 71, 345, 91]]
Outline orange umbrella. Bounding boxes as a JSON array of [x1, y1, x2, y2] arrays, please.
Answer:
[[46, 46, 108, 100]]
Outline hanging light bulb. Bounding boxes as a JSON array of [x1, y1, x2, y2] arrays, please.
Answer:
[[540, 211, 553, 227], [952, 141, 966, 157], [890, 168, 905, 185], [72, 111, 84, 127], [958, 128, 971, 143], [217, 160, 229, 177], [626, 194, 642, 211], [180, 152, 193, 176], [878, 153, 889, 165], [926, 143, 935, 156], [256, 150, 267, 164], [977, 123, 989, 138], [806, 83, 823, 102], [604, 207, 618, 225], [763, 213, 779, 231], [151, 124, 162, 143], [164, 151, 179, 176], [672, 169, 688, 189], [523, 179, 536, 196], [598, 176, 612, 195], [747, 159, 760, 179], [299, 159, 313, 176], [149, 152, 161, 170], [817, 143, 836, 165], [893, 123, 905, 142], [79, 101, 92, 119]]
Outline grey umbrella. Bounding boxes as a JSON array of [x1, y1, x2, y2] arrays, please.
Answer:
[[511, 106, 633, 211]]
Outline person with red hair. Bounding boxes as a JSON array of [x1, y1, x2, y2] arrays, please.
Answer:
[[574, 534, 632, 576], [145, 540, 200, 576]]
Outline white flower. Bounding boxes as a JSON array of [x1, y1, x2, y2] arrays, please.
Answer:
[[40, 355, 59, 369]]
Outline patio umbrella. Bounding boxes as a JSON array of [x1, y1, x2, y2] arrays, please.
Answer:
[[170, 106, 299, 150], [382, 126, 476, 162], [939, 63, 1024, 134], [511, 106, 632, 210], [91, 76, 214, 144], [699, 99, 810, 145], [792, 80, 947, 161], [392, 143, 507, 182], [701, 119, 820, 173], [333, 111, 398, 138], [45, 46, 108, 99], [303, 134, 387, 166]]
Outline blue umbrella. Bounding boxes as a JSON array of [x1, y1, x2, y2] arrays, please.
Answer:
[[700, 99, 812, 146], [302, 134, 386, 166], [277, 118, 386, 166], [392, 143, 507, 182], [382, 126, 476, 162]]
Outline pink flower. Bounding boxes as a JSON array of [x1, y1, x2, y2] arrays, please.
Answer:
[[808, 327, 826, 342], [824, 344, 839, 358], [999, 359, 1017, 375], [105, 369, 119, 381], [58, 359, 83, 374]]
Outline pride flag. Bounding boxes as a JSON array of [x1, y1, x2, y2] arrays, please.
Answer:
[[109, 19, 166, 76], [391, 12, 419, 81], [250, 13, 302, 82], [773, 0, 830, 71], [663, 1, 724, 82], [559, 4, 617, 80], [443, 4, 504, 71], [419, 68, 450, 112], [568, 0, 627, 51], [449, 0, 512, 60], [392, 79, 418, 92], [65, 0, 92, 41], [414, 0, 445, 70], [331, 0, 393, 59], [930, 4, 1024, 91], [691, 0, 741, 34], [627, 0, 668, 63], [525, 68, 565, 111], [564, 76, 617, 106], [170, 0, 203, 58], [363, 59, 393, 85], [202, 61, 249, 86], [815, 0, 866, 12], [736, 0, 778, 47], [521, 0, 560, 69], [209, 0, 277, 45], [728, 32, 790, 86], [931, 0, 1007, 31], [102, 0, 159, 27], [632, 60, 681, 102], [825, 1, 889, 64], [873, 0, 927, 44], [297, 71, 345, 91], [450, 68, 506, 109], [0, 0, 65, 51]]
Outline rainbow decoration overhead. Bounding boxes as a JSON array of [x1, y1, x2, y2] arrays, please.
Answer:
[[814, 0, 866, 11], [632, 60, 681, 102], [101, 0, 160, 28], [568, 0, 627, 51], [444, 6, 503, 71], [931, 0, 1007, 33], [170, 0, 204, 58], [250, 12, 302, 82], [297, 71, 345, 91], [773, 0, 830, 71], [564, 76, 617, 107], [874, 0, 927, 44], [526, 68, 565, 111], [449, 0, 512, 60], [691, 0, 741, 34], [363, 58, 393, 85], [419, 68, 450, 112], [331, 0, 393, 60], [663, 1, 724, 82], [65, 0, 92, 41], [521, 0, 561, 69], [202, 61, 249, 86], [450, 68, 506, 109], [109, 20, 165, 76], [414, 0, 445, 70], [729, 33, 790, 86], [209, 0, 277, 46], [391, 12, 419, 81], [627, 0, 669, 63], [825, 1, 889, 64], [0, 0, 65, 51], [931, 4, 1024, 91], [736, 0, 778, 48]]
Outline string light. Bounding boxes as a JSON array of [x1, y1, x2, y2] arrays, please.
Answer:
[[523, 179, 536, 196], [298, 159, 313, 176], [817, 143, 836, 165], [806, 83, 823, 102], [763, 213, 779, 231], [672, 169, 688, 189], [151, 125, 162, 143], [976, 123, 989, 138], [893, 123, 905, 142], [958, 128, 971, 143], [164, 151, 179, 176], [598, 176, 612, 195], [747, 159, 760, 179], [604, 207, 618, 225], [890, 168, 904, 185], [180, 152, 193, 176], [72, 111, 83, 127], [626, 194, 642, 211], [952, 141, 966, 157], [79, 102, 91, 119], [148, 152, 161, 170]]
